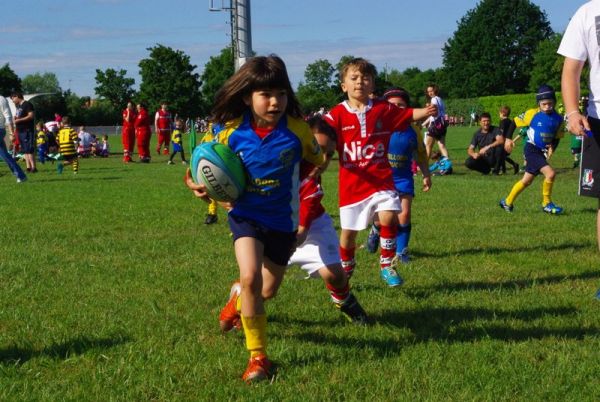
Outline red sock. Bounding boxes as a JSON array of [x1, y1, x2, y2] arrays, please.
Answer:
[[339, 246, 356, 278], [326, 282, 350, 304], [379, 225, 397, 269]]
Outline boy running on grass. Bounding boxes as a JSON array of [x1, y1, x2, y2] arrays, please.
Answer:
[[499, 85, 565, 214], [323, 58, 435, 287]]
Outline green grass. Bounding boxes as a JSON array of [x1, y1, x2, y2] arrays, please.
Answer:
[[0, 127, 599, 401]]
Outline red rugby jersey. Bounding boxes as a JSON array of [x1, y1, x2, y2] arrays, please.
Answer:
[[324, 99, 413, 207]]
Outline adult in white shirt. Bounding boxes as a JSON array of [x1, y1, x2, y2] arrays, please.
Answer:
[[0, 96, 27, 182], [558, 0, 600, 254]]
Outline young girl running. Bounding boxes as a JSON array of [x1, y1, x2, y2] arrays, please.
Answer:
[[185, 55, 324, 383]]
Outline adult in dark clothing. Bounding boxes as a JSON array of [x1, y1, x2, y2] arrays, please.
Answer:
[[465, 112, 504, 174], [496, 106, 519, 174], [10, 92, 36, 172]]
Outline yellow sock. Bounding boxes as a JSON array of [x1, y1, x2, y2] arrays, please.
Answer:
[[542, 179, 553, 206], [506, 181, 526, 205], [208, 199, 218, 215], [241, 315, 267, 358]]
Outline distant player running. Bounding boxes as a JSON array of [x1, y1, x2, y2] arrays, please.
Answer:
[[499, 85, 565, 214]]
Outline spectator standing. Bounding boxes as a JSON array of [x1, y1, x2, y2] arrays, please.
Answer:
[[558, 0, 600, 254], [135, 103, 152, 163], [0, 96, 26, 182], [497, 106, 519, 174], [122, 101, 136, 163], [10, 92, 37, 173], [155, 102, 172, 155]]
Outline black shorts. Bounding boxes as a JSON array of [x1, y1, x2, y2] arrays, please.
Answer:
[[579, 117, 600, 198], [228, 214, 296, 266], [18, 129, 35, 154], [523, 142, 548, 175]]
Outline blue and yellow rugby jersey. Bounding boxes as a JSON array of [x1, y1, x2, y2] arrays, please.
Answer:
[[514, 108, 564, 150], [36, 130, 47, 146], [217, 112, 324, 233], [388, 124, 426, 186], [172, 129, 182, 144]]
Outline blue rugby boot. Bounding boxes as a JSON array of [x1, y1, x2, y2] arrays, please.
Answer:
[[380, 265, 403, 287], [542, 202, 563, 215]]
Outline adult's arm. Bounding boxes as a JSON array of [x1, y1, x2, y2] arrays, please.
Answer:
[[561, 57, 589, 135]]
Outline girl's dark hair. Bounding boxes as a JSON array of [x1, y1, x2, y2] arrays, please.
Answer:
[[211, 55, 303, 124], [383, 87, 411, 106]]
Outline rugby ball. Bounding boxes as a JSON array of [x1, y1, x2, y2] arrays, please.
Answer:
[[191, 142, 246, 202]]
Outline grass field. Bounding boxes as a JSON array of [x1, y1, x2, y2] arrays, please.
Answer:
[[1, 126, 599, 401]]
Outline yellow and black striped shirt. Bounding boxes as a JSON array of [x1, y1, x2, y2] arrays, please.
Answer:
[[57, 127, 78, 156]]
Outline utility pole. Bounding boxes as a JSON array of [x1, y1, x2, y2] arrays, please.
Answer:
[[209, 0, 253, 72]]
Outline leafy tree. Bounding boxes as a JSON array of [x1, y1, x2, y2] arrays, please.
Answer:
[[63, 91, 119, 126], [138, 44, 202, 118], [0, 63, 22, 96], [94, 68, 136, 108], [29, 94, 67, 124], [22, 72, 62, 94], [198, 47, 235, 116], [528, 33, 567, 92], [19, 72, 65, 123], [386, 67, 440, 106], [442, 0, 552, 98], [296, 59, 339, 112]]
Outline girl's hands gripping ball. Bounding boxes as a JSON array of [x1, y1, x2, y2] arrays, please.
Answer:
[[188, 142, 247, 202]]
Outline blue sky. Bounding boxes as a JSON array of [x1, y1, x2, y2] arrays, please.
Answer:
[[2, 0, 583, 97]]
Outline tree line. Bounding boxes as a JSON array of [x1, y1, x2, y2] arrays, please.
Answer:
[[0, 0, 584, 126]]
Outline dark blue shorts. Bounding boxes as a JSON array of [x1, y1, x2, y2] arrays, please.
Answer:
[[173, 143, 182, 152], [228, 214, 296, 266], [524, 142, 548, 175], [18, 129, 35, 154]]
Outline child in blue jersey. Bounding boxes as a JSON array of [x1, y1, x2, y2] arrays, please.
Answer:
[[366, 88, 432, 263], [185, 55, 324, 384], [167, 118, 187, 165], [499, 85, 565, 214], [35, 121, 48, 164]]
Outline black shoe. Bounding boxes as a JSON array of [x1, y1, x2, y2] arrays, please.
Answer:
[[204, 214, 218, 225], [513, 163, 519, 175], [337, 294, 369, 325]]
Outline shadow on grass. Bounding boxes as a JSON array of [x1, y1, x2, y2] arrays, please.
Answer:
[[405, 270, 600, 297], [290, 305, 599, 357], [0, 333, 132, 365], [32, 176, 123, 183], [412, 241, 588, 258]]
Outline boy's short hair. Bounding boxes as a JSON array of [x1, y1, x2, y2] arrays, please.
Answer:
[[479, 112, 491, 120], [500, 106, 511, 116], [340, 58, 377, 80]]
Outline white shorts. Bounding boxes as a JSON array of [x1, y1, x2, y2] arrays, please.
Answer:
[[339, 190, 401, 231], [288, 213, 340, 277]]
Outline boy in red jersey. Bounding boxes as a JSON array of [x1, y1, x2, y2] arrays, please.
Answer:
[[323, 58, 435, 287]]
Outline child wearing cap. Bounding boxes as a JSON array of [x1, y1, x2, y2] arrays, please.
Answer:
[[499, 85, 565, 214]]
